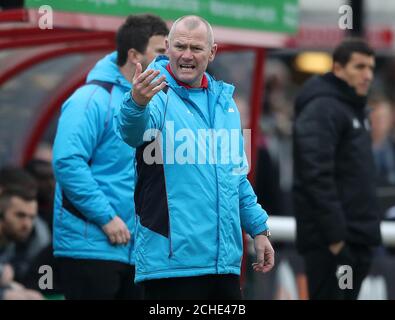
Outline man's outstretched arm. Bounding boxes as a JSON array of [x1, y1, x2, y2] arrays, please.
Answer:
[[115, 63, 167, 147]]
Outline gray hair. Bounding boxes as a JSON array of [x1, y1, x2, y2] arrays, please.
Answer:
[[168, 15, 214, 48]]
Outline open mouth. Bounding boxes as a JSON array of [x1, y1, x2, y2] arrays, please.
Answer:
[[180, 64, 195, 70]]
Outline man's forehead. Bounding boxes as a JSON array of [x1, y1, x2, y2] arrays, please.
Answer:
[[171, 31, 209, 47], [173, 23, 208, 38], [173, 37, 206, 45], [148, 34, 166, 42], [9, 196, 37, 214], [349, 52, 375, 64]]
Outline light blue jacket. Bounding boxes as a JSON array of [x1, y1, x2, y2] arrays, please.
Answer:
[[53, 52, 136, 264], [115, 56, 269, 282]]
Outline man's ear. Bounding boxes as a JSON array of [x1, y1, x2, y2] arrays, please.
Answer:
[[127, 48, 142, 65], [333, 61, 344, 77], [208, 43, 217, 62]]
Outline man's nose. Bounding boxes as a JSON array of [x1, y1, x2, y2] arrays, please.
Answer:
[[23, 219, 34, 230], [365, 68, 373, 81], [23, 222, 32, 230], [181, 48, 193, 59]]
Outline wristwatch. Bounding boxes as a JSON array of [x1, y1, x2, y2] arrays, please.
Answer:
[[255, 229, 271, 239]]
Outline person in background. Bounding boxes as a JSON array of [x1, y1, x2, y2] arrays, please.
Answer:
[[370, 97, 395, 185], [0, 167, 50, 282], [0, 167, 43, 300], [25, 159, 54, 232], [293, 38, 381, 300]]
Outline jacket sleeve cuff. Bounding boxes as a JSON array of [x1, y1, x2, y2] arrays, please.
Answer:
[[95, 211, 117, 227], [123, 92, 148, 112], [250, 222, 269, 238]]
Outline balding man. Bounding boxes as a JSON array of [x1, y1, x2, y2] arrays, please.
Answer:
[[115, 15, 274, 300]]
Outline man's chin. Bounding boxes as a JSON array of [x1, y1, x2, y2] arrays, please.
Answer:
[[357, 90, 369, 97], [178, 76, 194, 86], [356, 86, 370, 96], [14, 234, 30, 243]]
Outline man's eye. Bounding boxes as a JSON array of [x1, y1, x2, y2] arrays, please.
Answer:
[[17, 212, 27, 219]]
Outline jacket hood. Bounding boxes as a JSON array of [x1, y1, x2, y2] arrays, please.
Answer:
[[86, 51, 131, 89], [294, 72, 367, 117]]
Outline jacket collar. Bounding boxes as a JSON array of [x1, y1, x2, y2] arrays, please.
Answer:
[[323, 72, 368, 109]]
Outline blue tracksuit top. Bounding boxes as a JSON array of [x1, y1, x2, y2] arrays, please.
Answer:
[[115, 55, 269, 282], [52, 52, 136, 264]]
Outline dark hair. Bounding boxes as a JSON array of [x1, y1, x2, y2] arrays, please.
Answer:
[[25, 159, 53, 180], [333, 38, 374, 66], [116, 14, 169, 66], [0, 167, 38, 201]]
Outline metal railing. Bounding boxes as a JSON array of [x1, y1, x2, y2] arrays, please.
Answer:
[[268, 215, 395, 246]]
